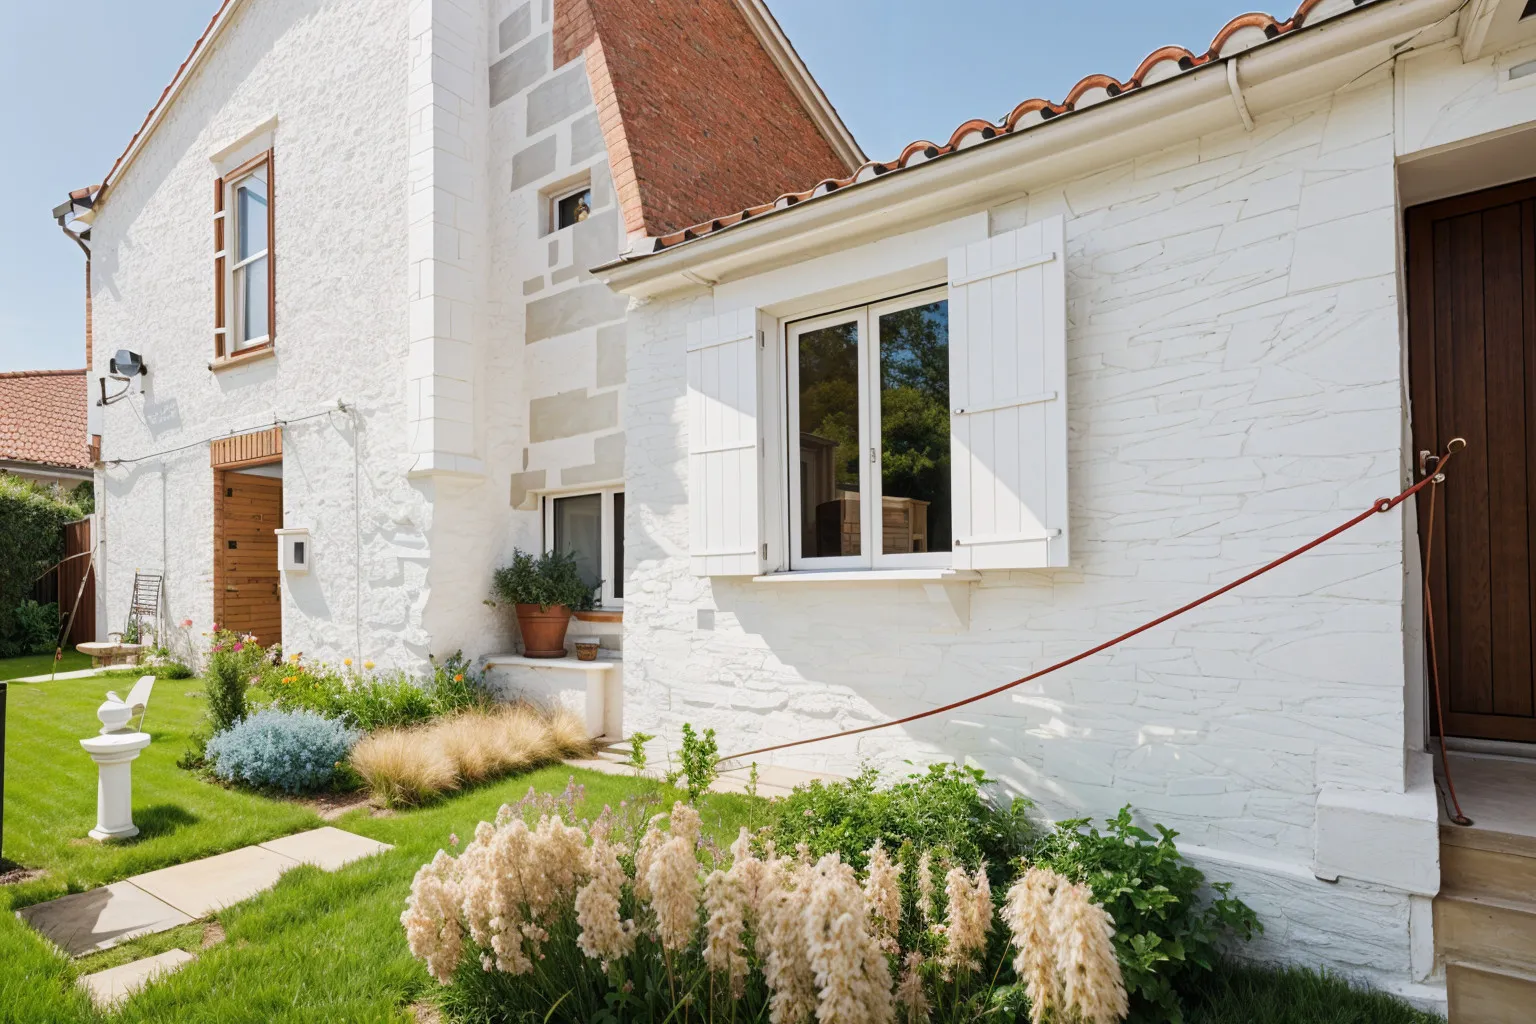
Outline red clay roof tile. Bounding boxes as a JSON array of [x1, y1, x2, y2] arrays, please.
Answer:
[[637, 0, 1373, 256], [0, 369, 90, 470]]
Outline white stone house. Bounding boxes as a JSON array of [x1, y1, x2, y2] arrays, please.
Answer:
[[61, 0, 860, 713], [596, 0, 1536, 1010]]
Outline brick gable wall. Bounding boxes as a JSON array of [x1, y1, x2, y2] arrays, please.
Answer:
[[555, 0, 851, 237]]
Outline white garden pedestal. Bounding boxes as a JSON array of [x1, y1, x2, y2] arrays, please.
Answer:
[[80, 731, 151, 841]]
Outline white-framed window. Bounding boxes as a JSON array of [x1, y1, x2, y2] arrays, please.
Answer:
[[214, 151, 274, 357], [543, 488, 624, 606], [550, 183, 592, 233], [683, 217, 1070, 577], [786, 287, 952, 570]]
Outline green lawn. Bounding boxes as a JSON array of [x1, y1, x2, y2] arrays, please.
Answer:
[[1, 674, 1441, 1023], [1, 649, 93, 681]]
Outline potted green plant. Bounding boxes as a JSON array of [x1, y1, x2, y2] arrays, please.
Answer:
[[490, 549, 593, 658]]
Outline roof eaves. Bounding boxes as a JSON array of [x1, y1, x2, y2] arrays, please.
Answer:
[[611, 0, 1381, 264], [95, 0, 243, 206]]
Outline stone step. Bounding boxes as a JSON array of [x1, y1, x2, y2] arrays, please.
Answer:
[[78, 949, 196, 1010], [1442, 842, 1536, 900], [1435, 890, 1536, 976], [1446, 960, 1536, 1024]]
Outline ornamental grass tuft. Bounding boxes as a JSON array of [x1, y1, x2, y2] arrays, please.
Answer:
[[351, 704, 592, 807]]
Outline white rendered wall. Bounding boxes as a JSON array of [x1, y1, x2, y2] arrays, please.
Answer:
[[623, 74, 1439, 991], [91, 0, 421, 670]]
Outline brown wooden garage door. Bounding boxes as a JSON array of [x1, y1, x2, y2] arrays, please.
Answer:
[[214, 470, 282, 647], [1408, 177, 1536, 743]]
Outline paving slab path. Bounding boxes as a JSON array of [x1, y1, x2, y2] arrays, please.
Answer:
[[18, 826, 391, 957]]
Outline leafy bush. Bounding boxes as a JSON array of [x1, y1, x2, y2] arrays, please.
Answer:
[[206, 708, 360, 793], [427, 649, 493, 717], [1030, 806, 1261, 1022], [12, 600, 59, 655], [205, 634, 258, 734], [490, 548, 593, 610], [263, 664, 435, 731], [0, 476, 87, 657], [666, 722, 718, 802], [768, 762, 1034, 872]]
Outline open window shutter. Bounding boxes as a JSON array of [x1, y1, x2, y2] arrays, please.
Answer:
[[686, 307, 762, 576], [948, 217, 1068, 569], [213, 175, 226, 358]]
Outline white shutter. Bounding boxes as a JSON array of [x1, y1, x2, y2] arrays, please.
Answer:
[[948, 217, 1068, 570], [687, 307, 762, 576]]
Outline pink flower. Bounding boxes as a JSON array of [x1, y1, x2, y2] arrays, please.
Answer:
[[232, 642, 245, 652], [180, 618, 193, 628], [449, 833, 459, 847], [211, 644, 223, 652]]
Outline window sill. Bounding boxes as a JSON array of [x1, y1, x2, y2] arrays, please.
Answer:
[[209, 344, 275, 372], [483, 653, 620, 672], [574, 609, 622, 623], [751, 569, 980, 584]]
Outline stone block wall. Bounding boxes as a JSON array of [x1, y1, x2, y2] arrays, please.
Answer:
[[622, 74, 1433, 989]]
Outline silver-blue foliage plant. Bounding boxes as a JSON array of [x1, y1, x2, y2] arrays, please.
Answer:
[[206, 708, 360, 793]]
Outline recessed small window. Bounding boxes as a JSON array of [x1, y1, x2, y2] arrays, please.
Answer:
[[554, 187, 591, 230]]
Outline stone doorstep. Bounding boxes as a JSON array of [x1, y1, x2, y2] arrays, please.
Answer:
[[78, 949, 196, 1010], [17, 828, 393, 957]]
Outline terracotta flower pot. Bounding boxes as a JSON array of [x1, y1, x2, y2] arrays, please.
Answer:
[[515, 603, 572, 658]]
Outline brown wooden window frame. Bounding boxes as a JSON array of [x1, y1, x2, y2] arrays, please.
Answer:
[[213, 149, 275, 362]]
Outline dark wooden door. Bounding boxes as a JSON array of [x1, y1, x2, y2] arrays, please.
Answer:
[[214, 471, 282, 647], [1408, 178, 1536, 742]]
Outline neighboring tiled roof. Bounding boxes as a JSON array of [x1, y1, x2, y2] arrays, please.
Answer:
[[634, 0, 1369, 255], [0, 369, 90, 470]]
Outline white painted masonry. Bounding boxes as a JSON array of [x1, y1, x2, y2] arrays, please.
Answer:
[[609, 5, 1536, 1003], [88, 0, 632, 678]]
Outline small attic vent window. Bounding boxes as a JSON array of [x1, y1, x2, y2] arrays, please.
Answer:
[[555, 187, 592, 230], [1512, 58, 1536, 82]]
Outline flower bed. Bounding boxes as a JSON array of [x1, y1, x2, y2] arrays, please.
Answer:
[[404, 763, 1259, 1024], [180, 627, 589, 802]]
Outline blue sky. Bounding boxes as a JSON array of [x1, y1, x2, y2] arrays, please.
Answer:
[[0, 0, 1251, 372]]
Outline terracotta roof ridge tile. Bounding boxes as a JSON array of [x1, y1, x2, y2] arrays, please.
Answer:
[[637, 0, 1375, 257], [0, 368, 87, 380]]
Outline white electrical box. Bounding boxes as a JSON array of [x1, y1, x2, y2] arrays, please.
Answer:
[[274, 528, 311, 573]]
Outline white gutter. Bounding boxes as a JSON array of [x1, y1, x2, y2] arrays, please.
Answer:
[[601, 0, 1462, 299]]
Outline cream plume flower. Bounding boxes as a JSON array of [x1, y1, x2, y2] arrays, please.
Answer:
[[757, 855, 819, 1024], [894, 952, 931, 1024], [1050, 880, 1129, 1024], [402, 850, 464, 984], [644, 803, 703, 952], [575, 834, 635, 965], [940, 861, 991, 976], [801, 852, 895, 1024], [862, 840, 903, 954], [1003, 867, 1064, 1024], [916, 851, 936, 926]]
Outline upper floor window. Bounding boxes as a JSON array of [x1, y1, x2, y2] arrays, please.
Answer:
[[552, 184, 591, 232], [214, 152, 274, 358]]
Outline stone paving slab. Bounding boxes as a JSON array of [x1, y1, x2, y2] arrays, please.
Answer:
[[17, 881, 193, 957], [78, 949, 196, 1009], [8, 667, 110, 683], [257, 826, 393, 871], [128, 845, 302, 919], [566, 756, 844, 798]]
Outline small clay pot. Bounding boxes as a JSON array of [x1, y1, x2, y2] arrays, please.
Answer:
[[573, 637, 600, 662], [514, 604, 573, 658]]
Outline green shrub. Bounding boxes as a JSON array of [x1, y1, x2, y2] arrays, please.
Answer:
[[768, 762, 1034, 872], [0, 476, 86, 656], [490, 548, 594, 610], [203, 628, 265, 733], [427, 649, 493, 717], [206, 708, 359, 793], [1030, 806, 1262, 1022], [666, 722, 718, 802], [12, 600, 59, 655], [262, 664, 435, 731]]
